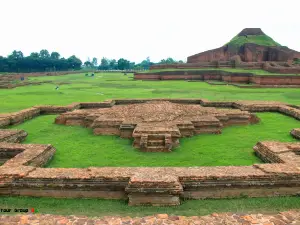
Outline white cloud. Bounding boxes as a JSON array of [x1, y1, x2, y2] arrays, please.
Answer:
[[0, 0, 299, 63]]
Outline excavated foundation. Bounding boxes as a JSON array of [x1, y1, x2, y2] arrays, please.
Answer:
[[55, 101, 259, 152], [0, 99, 300, 206]]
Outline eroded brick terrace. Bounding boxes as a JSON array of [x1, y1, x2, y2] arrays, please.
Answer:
[[0, 99, 300, 206], [55, 100, 259, 152]]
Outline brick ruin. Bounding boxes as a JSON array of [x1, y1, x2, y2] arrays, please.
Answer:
[[187, 44, 300, 64], [187, 28, 300, 63], [291, 129, 300, 139], [134, 70, 300, 85], [0, 99, 299, 206], [149, 28, 300, 76], [55, 101, 259, 152]]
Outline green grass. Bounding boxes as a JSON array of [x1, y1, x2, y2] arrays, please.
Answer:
[[1, 196, 300, 217], [8, 113, 298, 167], [226, 34, 281, 49], [0, 73, 300, 114]]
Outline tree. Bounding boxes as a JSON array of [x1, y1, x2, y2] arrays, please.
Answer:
[[39, 49, 50, 58], [0, 56, 9, 72], [138, 57, 154, 70], [92, 57, 98, 67], [84, 61, 93, 68], [8, 50, 24, 60], [109, 59, 117, 70], [51, 52, 60, 60], [67, 55, 82, 70], [98, 57, 109, 70], [159, 57, 176, 64], [117, 58, 130, 70], [0, 50, 82, 72], [30, 52, 39, 58], [129, 62, 135, 70]]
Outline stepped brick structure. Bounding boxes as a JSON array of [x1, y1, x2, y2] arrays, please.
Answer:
[[187, 28, 300, 63], [0, 99, 300, 206], [55, 101, 258, 152]]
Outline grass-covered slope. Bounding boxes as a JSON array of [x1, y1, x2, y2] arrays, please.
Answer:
[[226, 34, 281, 49]]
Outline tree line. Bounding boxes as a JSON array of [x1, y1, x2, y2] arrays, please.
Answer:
[[0, 50, 82, 72], [0, 50, 184, 73], [96, 57, 184, 70]]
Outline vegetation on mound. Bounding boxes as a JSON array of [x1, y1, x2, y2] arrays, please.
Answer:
[[1, 196, 300, 217], [294, 58, 300, 65], [9, 113, 298, 167], [225, 34, 281, 49]]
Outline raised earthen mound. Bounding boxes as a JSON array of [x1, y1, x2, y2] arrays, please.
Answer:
[[187, 28, 300, 63], [55, 101, 258, 152]]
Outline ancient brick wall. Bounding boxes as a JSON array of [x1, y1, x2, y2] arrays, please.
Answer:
[[263, 62, 300, 74], [243, 44, 269, 62], [187, 47, 230, 63], [135, 71, 300, 85]]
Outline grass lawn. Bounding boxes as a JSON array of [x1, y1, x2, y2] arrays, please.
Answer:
[[0, 73, 300, 114], [1, 72, 300, 215], [1, 196, 300, 217]]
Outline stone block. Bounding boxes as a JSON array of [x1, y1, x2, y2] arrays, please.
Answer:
[[291, 129, 300, 139], [0, 130, 27, 143]]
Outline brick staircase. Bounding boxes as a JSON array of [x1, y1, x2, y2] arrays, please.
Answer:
[[132, 124, 180, 152]]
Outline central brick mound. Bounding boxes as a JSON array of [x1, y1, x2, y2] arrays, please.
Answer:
[[55, 101, 258, 152]]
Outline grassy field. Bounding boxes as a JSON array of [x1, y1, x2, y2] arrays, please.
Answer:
[[0, 72, 300, 114], [1, 72, 300, 216]]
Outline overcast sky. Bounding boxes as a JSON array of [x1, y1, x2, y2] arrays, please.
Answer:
[[0, 0, 299, 63]]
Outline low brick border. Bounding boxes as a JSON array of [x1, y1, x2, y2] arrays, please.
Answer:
[[0, 99, 299, 206], [204, 80, 300, 88]]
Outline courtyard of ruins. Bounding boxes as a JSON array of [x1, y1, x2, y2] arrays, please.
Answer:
[[0, 72, 299, 215], [1, 79, 300, 206]]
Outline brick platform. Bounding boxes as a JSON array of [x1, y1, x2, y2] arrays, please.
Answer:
[[55, 101, 258, 152]]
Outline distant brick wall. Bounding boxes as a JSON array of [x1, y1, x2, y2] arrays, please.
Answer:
[[135, 71, 300, 85]]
